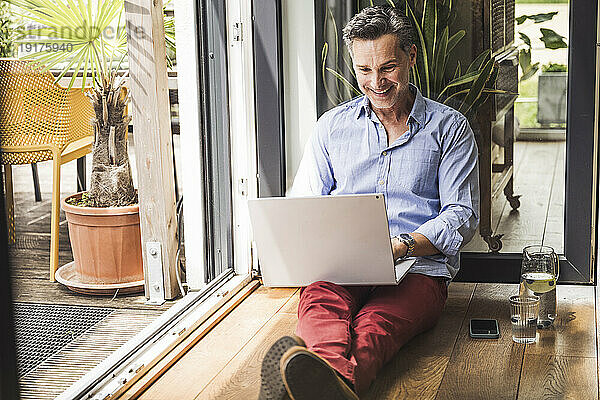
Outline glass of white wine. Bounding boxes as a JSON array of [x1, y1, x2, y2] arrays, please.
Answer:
[[520, 245, 560, 328]]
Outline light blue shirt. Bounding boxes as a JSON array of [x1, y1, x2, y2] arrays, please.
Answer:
[[289, 85, 480, 279]]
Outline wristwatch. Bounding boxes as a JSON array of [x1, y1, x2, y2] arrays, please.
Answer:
[[395, 233, 416, 260]]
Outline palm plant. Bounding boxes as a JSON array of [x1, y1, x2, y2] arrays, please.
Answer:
[[8, 0, 175, 207], [321, 0, 504, 117], [163, 0, 176, 69], [0, 1, 22, 57]]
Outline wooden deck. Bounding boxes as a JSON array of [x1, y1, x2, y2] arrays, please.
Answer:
[[7, 133, 182, 309], [8, 162, 177, 311], [130, 283, 598, 400], [463, 140, 565, 253]]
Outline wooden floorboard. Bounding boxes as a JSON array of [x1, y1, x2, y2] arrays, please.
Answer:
[[136, 287, 297, 400], [518, 355, 597, 400], [195, 313, 298, 400], [363, 283, 475, 400], [134, 282, 599, 400], [517, 286, 598, 400], [436, 284, 524, 400], [528, 286, 596, 358], [462, 140, 565, 253]]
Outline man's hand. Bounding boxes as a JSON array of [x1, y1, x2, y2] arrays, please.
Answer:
[[391, 236, 408, 261]]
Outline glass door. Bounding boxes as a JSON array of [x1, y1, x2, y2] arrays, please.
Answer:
[[197, 0, 234, 283], [313, 0, 598, 284]]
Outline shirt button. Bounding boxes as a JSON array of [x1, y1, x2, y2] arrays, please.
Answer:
[[379, 180, 385, 185], [382, 151, 387, 156]]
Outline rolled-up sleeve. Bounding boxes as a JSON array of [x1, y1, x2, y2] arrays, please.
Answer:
[[288, 117, 335, 197], [415, 117, 480, 257]]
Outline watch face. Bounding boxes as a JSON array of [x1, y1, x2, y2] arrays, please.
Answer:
[[399, 233, 413, 242]]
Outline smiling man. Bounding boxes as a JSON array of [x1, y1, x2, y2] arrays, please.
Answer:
[[258, 6, 480, 400]]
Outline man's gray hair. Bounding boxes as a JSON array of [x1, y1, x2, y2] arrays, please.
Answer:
[[342, 6, 414, 55]]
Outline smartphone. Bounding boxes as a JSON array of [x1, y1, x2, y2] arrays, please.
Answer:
[[469, 318, 500, 339]]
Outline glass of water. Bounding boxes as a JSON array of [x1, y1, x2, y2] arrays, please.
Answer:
[[510, 295, 540, 344], [520, 245, 559, 328]]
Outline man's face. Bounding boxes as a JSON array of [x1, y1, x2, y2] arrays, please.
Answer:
[[351, 34, 416, 111]]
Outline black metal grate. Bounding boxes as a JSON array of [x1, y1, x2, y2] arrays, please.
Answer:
[[13, 303, 115, 378], [496, 58, 519, 113], [13, 235, 41, 250], [491, 0, 505, 53], [505, 0, 515, 46]]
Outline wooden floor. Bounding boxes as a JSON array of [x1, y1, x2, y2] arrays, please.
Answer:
[[132, 282, 599, 400], [463, 140, 565, 254]]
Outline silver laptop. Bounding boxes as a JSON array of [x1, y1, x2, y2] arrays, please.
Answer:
[[248, 193, 415, 287]]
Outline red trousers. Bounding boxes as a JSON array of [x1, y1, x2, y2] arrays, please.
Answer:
[[295, 273, 448, 395]]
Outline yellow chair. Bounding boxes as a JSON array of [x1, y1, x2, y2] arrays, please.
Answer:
[[0, 59, 94, 282]]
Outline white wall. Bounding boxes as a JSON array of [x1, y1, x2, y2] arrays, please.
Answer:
[[281, 0, 318, 192]]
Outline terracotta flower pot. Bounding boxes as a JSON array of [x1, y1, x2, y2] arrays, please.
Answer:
[[61, 192, 144, 288]]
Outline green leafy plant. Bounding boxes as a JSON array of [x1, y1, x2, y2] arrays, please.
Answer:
[[7, 0, 174, 207], [516, 12, 567, 81], [321, 0, 504, 117], [9, 0, 135, 207], [163, 0, 176, 69], [0, 1, 23, 57], [9, 0, 175, 88], [541, 62, 567, 73]]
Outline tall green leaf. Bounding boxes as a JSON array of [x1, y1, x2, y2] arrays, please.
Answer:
[[407, 2, 430, 97], [433, 26, 448, 97], [446, 30, 464, 53], [466, 49, 491, 74], [321, 42, 342, 105], [326, 67, 362, 97], [422, 0, 437, 78], [437, 70, 479, 99], [459, 57, 495, 114]]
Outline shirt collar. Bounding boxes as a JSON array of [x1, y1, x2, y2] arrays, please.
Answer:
[[354, 83, 427, 129]]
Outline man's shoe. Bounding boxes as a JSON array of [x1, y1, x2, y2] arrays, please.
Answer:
[[258, 335, 306, 400], [280, 347, 359, 400]]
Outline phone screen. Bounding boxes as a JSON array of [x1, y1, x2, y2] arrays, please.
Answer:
[[470, 319, 499, 335]]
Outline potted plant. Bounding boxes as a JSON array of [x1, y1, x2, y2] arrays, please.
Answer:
[[537, 62, 567, 125], [515, 12, 568, 126], [8, 0, 175, 295]]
